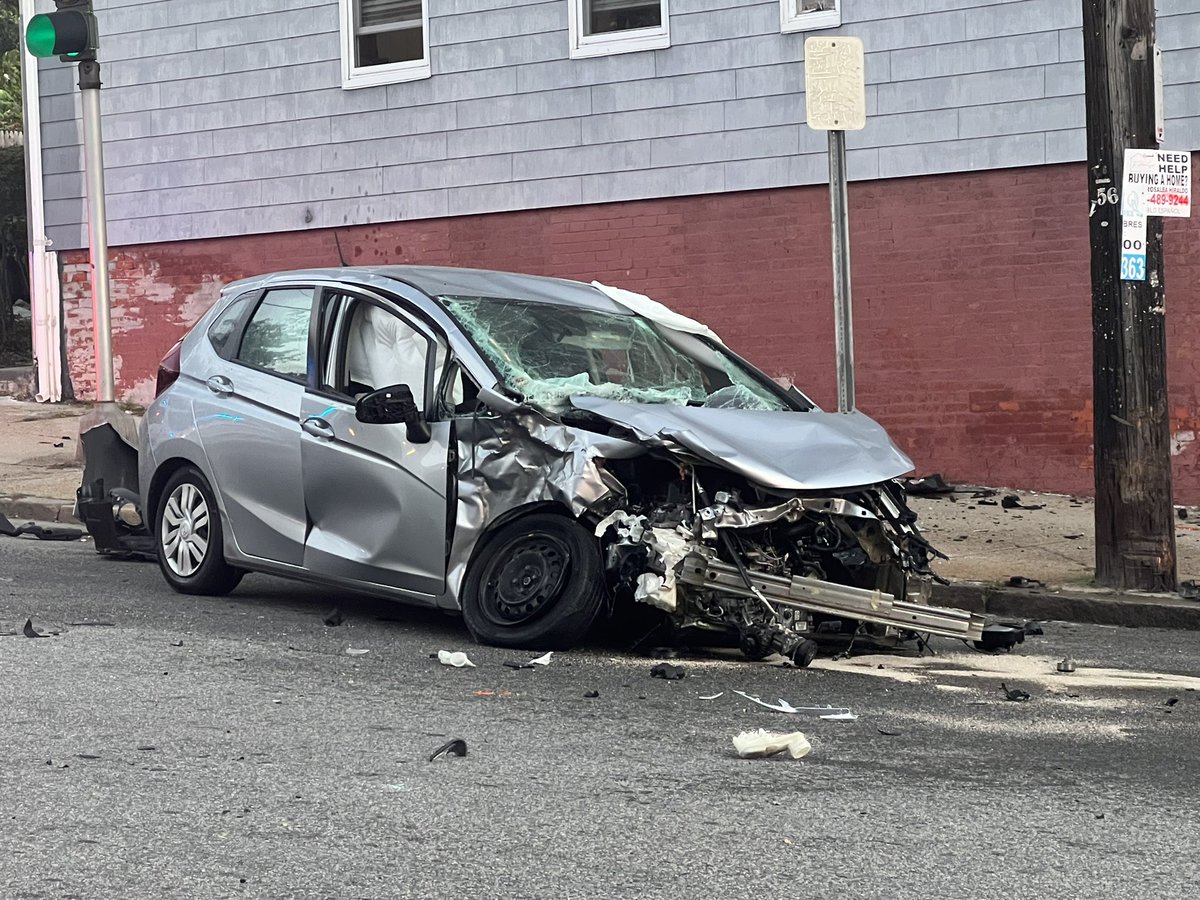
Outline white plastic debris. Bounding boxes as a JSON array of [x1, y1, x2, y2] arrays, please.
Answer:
[[437, 650, 477, 668], [734, 691, 854, 718], [819, 712, 859, 721], [733, 729, 812, 760], [345, 647, 369, 656], [526, 651, 553, 666], [698, 692, 725, 701]]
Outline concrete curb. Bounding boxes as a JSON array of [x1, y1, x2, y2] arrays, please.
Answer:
[[933, 581, 1200, 631], [0, 496, 79, 525]]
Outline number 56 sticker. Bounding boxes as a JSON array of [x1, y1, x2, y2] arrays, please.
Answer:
[[1121, 216, 1147, 282]]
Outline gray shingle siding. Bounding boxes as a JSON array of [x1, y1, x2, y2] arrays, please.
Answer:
[[38, 0, 1200, 250]]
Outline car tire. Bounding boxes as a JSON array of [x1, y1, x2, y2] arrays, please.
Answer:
[[155, 466, 244, 596], [461, 512, 607, 650]]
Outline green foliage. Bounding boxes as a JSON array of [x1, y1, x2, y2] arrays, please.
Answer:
[[0, 143, 26, 350], [0, 0, 21, 131], [0, 1, 18, 53]]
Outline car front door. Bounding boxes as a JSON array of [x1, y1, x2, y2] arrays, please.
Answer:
[[191, 286, 316, 566], [298, 287, 451, 596]]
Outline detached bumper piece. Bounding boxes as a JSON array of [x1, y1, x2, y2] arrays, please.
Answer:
[[77, 478, 154, 558], [678, 556, 986, 643], [77, 417, 154, 558]]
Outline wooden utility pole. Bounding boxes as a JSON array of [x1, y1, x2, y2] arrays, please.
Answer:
[[1082, 0, 1177, 591]]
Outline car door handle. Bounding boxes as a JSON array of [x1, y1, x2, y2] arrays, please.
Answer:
[[301, 417, 335, 439], [206, 375, 234, 395]]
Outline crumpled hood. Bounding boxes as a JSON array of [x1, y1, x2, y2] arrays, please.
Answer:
[[570, 397, 914, 491]]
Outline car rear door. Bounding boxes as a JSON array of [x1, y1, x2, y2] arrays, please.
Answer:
[[298, 286, 451, 596], [191, 285, 316, 566]]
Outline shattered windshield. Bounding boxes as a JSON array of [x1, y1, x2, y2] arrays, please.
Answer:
[[441, 295, 789, 412]]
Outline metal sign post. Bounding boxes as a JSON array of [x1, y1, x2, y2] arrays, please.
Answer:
[[79, 57, 114, 404], [804, 37, 866, 413]]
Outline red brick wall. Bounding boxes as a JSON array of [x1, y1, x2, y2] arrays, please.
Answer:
[[60, 162, 1200, 501]]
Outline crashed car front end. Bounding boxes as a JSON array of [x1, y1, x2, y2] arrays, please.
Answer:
[[439, 285, 988, 660]]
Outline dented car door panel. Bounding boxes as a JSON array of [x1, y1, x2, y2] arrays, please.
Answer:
[[300, 396, 450, 596]]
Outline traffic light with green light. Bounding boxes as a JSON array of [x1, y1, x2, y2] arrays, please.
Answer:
[[25, 1, 98, 62]]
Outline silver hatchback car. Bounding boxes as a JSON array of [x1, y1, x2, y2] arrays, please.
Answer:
[[142, 266, 989, 659]]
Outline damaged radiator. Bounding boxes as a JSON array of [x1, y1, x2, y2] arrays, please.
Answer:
[[677, 556, 986, 642]]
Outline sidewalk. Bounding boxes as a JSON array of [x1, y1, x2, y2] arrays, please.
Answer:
[[2, 396, 1198, 629], [0, 397, 91, 523]]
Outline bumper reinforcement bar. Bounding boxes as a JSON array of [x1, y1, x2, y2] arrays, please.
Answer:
[[678, 556, 986, 642]]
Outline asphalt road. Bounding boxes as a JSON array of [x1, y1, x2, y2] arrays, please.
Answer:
[[3, 538, 1200, 899]]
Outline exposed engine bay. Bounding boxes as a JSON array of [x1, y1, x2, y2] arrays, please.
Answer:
[[592, 452, 988, 666]]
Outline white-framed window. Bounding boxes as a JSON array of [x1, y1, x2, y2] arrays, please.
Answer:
[[339, 0, 430, 89], [781, 0, 841, 34], [568, 0, 670, 59]]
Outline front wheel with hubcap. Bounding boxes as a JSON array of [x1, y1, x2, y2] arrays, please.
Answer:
[[155, 466, 243, 596], [461, 513, 606, 649]]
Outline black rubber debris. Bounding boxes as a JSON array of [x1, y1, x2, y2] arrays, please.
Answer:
[[0, 513, 83, 542], [584, 690, 600, 698], [1006, 576, 1046, 589], [1001, 683, 1031, 702], [650, 663, 686, 680], [23, 618, 51, 639], [323, 608, 344, 627], [902, 474, 954, 495], [1166, 697, 1180, 707], [878, 729, 903, 737], [1001, 494, 1045, 511], [974, 624, 1025, 653], [428, 738, 468, 762]]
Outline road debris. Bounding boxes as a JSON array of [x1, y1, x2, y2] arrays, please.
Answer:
[[698, 692, 725, 701], [1001, 494, 1045, 511], [437, 650, 476, 668], [584, 690, 600, 698], [1006, 576, 1045, 589], [901, 473, 954, 495], [1057, 658, 1077, 673], [504, 651, 554, 669], [0, 513, 83, 542], [878, 729, 903, 736], [23, 618, 53, 638], [733, 729, 812, 759], [650, 663, 686, 680], [170, 640, 184, 648], [733, 691, 855, 718], [428, 738, 468, 762], [1001, 683, 1032, 702], [1180, 580, 1200, 601], [1166, 697, 1180, 707], [323, 608, 344, 627], [345, 647, 369, 657]]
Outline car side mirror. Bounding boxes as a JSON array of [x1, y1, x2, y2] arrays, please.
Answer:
[[355, 384, 432, 444]]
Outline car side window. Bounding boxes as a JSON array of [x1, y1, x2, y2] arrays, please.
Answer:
[[235, 288, 315, 381], [335, 297, 432, 407], [207, 292, 255, 357]]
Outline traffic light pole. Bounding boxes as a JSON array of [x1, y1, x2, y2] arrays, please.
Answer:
[[78, 58, 114, 404]]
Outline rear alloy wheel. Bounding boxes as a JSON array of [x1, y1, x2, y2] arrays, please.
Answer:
[[462, 513, 606, 650], [155, 467, 243, 596]]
